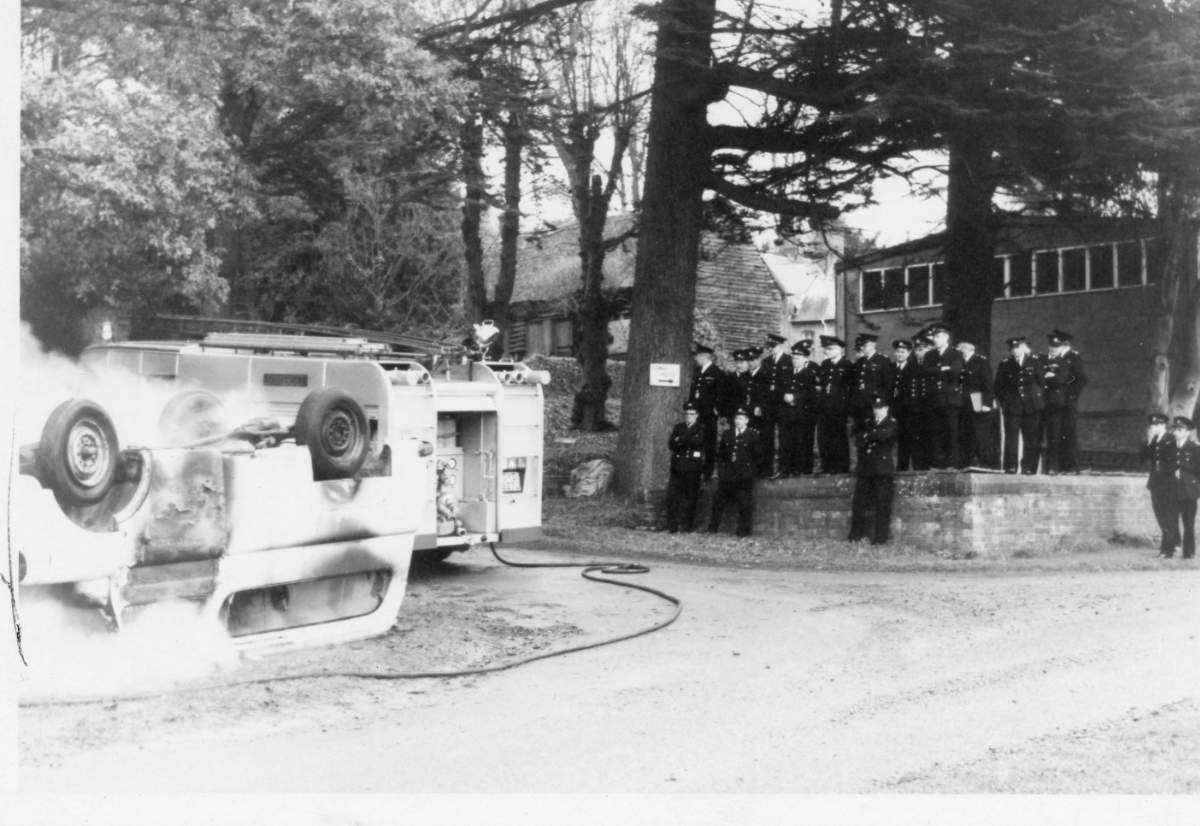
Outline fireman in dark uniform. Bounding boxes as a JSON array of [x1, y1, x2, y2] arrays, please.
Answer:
[[1160, 415, 1200, 559], [851, 333, 893, 433], [707, 407, 763, 537], [848, 396, 899, 544], [955, 339, 998, 468], [920, 322, 965, 468], [994, 336, 1045, 474], [759, 333, 793, 477], [688, 344, 725, 480], [816, 335, 854, 473], [890, 339, 916, 470], [665, 402, 707, 533], [744, 346, 772, 475], [1040, 329, 1088, 474], [778, 339, 819, 476], [908, 334, 936, 470], [1141, 412, 1175, 557]]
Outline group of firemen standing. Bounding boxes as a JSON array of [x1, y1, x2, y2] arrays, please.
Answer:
[[666, 325, 1091, 543]]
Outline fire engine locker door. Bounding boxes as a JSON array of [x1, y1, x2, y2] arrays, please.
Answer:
[[456, 412, 498, 535]]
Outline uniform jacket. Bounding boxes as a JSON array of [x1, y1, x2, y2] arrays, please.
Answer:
[[959, 353, 995, 409], [746, 366, 772, 419], [668, 421, 707, 474], [994, 355, 1045, 413], [817, 356, 854, 416], [893, 356, 922, 414], [1167, 439, 1200, 500], [689, 362, 725, 420], [856, 415, 899, 476], [852, 352, 894, 410], [1142, 434, 1174, 491], [921, 346, 965, 408], [761, 351, 794, 409], [780, 361, 820, 420], [717, 426, 763, 482], [1041, 349, 1087, 408]]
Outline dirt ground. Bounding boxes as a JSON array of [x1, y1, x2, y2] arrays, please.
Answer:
[[16, 543, 1200, 794]]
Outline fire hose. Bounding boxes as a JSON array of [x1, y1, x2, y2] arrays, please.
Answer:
[[20, 544, 682, 707]]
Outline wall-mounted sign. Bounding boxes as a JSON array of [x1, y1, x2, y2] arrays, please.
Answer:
[[649, 363, 681, 387]]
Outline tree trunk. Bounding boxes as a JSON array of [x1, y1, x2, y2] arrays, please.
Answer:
[[614, 0, 719, 500], [492, 111, 524, 345], [942, 130, 998, 354], [460, 108, 488, 324], [574, 175, 613, 430], [1152, 175, 1200, 417]]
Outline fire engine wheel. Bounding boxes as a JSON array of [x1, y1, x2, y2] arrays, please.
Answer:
[[37, 399, 120, 505], [157, 389, 226, 446], [294, 388, 370, 481]]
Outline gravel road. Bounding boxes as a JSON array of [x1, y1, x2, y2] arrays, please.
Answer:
[[18, 548, 1200, 793]]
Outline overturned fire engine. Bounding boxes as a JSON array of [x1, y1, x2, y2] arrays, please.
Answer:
[[14, 322, 549, 654]]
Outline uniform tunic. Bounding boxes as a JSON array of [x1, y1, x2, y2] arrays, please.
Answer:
[[994, 354, 1044, 474], [892, 356, 923, 470], [778, 361, 820, 475], [1142, 434, 1176, 555], [708, 426, 763, 536], [688, 362, 725, 479], [756, 352, 792, 476], [958, 353, 998, 468], [1160, 438, 1200, 558], [849, 414, 899, 544], [1040, 349, 1088, 473], [665, 420, 706, 532], [851, 352, 894, 430], [920, 345, 965, 468], [816, 356, 854, 473]]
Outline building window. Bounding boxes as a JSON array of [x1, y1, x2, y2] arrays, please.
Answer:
[[1062, 247, 1087, 292], [861, 269, 886, 310], [932, 263, 947, 304], [883, 267, 905, 309], [1117, 240, 1143, 287], [1034, 250, 1059, 294], [992, 256, 1008, 299], [907, 264, 932, 307], [1009, 252, 1032, 296]]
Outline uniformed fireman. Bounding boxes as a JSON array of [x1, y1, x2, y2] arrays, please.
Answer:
[[890, 339, 916, 471], [778, 339, 820, 476], [1142, 412, 1175, 557], [744, 345, 772, 476], [707, 407, 763, 537], [1040, 329, 1088, 474], [848, 396, 899, 545], [851, 333, 893, 433], [665, 402, 707, 533], [688, 343, 724, 481], [758, 333, 793, 477], [1160, 415, 1200, 559], [816, 335, 854, 473], [955, 339, 998, 469], [920, 322, 965, 468], [993, 337, 1044, 474], [908, 333, 936, 470]]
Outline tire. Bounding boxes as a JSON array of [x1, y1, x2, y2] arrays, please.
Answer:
[[157, 390, 226, 446], [294, 388, 370, 480], [38, 399, 120, 506]]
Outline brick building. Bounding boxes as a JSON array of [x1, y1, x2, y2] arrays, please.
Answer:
[[837, 216, 1194, 463], [493, 215, 788, 359]]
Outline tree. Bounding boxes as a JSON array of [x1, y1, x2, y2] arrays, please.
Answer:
[[534, 1, 648, 430]]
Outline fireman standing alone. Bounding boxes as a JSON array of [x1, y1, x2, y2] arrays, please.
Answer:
[[665, 402, 707, 533], [708, 407, 763, 537]]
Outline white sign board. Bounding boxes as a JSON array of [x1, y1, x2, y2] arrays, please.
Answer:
[[649, 363, 681, 387]]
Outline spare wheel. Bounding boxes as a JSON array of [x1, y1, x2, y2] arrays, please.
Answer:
[[294, 389, 370, 480], [38, 399, 120, 505]]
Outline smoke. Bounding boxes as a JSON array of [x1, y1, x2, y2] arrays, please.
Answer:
[[16, 590, 239, 703]]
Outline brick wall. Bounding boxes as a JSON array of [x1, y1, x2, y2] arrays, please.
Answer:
[[747, 472, 1159, 557]]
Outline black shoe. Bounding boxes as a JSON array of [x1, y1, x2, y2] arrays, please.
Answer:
[[667, 528, 678, 534], [1157, 552, 1174, 559]]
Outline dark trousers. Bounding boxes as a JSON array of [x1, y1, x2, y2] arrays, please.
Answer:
[[700, 416, 718, 480], [1150, 487, 1176, 553], [1160, 496, 1197, 558], [849, 474, 895, 544], [1002, 408, 1042, 473], [959, 409, 1000, 469], [909, 410, 934, 471], [778, 415, 817, 475], [665, 469, 701, 532], [817, 413, 850, 473], [1043, 405, 1080, 473], [930, 405, 961, 468], [895, 410, 915, 471], [708, 476, 755, 536], [756, 415, 778, 477]]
